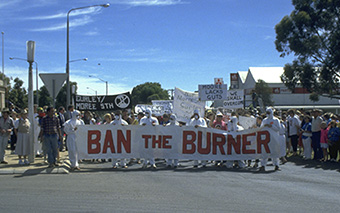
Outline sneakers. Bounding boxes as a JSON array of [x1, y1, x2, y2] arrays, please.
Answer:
[[19, 159, 24, 165], [275, 166, 281, 171], [0, 161, 8, 164]]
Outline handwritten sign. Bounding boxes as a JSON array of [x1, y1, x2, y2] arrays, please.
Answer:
[[198, 84, 228, 101], [223, 90, 244, 109]]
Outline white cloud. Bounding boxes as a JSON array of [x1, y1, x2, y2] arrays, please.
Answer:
[[26, 7, 102, 20], [30, 16, 93, 32]]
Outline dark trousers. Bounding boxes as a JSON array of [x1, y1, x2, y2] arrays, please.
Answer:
[[10, 134, 17, 151], [312, 131, 323, 160], [329, 142, 340, 160], [290, 135, 298, 152]]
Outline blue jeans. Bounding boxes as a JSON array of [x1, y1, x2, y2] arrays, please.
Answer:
[[44, 134, 58, 164]]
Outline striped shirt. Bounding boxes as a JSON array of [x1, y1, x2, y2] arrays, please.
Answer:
[[41, 115, 61, 135]]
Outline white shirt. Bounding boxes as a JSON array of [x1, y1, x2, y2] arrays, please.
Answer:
[[189, 117, 207, 127], [140, 116, 159, 126], [288, 115, 300, 136]]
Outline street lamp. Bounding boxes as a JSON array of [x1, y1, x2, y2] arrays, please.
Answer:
[[2, 32, 4, 78], [27, 40, 35, 163], [66, 3, 110, 108], [9, 57, 39, 106], [87, 87, 97, 96], [89, 75, 108, 95]]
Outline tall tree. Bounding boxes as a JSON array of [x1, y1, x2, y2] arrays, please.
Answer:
[[38, 86, 52, 107], [131, 82, 169, 106], [8, 77, 28, 109], [275, 0, 340, 99], [255, 79, 273, 108], [55, 81, 77, 109]]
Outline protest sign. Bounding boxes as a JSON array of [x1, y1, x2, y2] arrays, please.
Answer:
[[173, 87, 205, 123], [198, 84, 228, 101], [223, 89, 244, 109], [239, 116, 257, 129], [151, 100, 173, 116], [74, 92, 131, 111], [76, 125, 284, 160]]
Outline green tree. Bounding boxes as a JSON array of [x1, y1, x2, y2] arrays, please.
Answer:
[[255, 79, 273, 108], [131, 82, 169, 106], [275, 0, 340, 99], [38, 86, 52, 107], [55, 82, 77, 109], [8, 77, 28, 109]]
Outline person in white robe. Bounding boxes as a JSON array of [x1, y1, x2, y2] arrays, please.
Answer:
[[189, 109, 207, 168], [166, 114, 179, 168], [111, 111, 129, 169]]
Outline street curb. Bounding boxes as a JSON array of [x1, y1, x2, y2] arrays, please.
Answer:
[[0, 166, 69, 175]]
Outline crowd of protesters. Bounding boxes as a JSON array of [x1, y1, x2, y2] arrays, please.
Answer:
[[0, 103, 339, 172]]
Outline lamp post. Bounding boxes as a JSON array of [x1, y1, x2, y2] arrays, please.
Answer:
[[2, 32, 4, 78], [27, 41, 35, 163], [9, 57, 39, 106], [89, 75, 108, 95], [87, 87, 97, 96], [66, 3, 110, 108]]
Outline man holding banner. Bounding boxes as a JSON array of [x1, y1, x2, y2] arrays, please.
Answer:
[[189, 109, 207, 168], [140, 109, 159, 169]]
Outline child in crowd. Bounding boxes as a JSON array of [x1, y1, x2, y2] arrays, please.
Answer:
[[320, 122, 329, 161]]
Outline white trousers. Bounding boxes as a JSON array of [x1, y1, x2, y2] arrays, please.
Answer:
[[261, 158, 280, 167], [66, 134, 79, 167], [0, 135, 9, 161], [112, 158, 127, 167], [302, 137, 312, 159]]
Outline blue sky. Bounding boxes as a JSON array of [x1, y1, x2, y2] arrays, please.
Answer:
[[1, 0, 295, 97]]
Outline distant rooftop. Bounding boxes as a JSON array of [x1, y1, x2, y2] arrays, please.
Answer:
[[248, 67, 284, 83]]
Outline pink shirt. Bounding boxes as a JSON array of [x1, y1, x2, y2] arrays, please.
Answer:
[[320, 128, 329, 144], [212, 120, 227, 130]]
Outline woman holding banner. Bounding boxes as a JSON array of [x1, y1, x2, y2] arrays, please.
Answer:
[[189, 109, 207, 168]]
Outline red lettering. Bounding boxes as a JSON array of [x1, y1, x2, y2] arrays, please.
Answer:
[[198, 131, 210, 154], [152, 135, 162, 148], [213, 133, 226, 155], [182, 131, 196, 154], [227, 134, 241, 155], [142, 135, 151, 148], [242, 132, 256, 154], [117, 130, 131, 153], [162, 135, 172, 149], [257, 131, 270, 153], [102, 130, 115, 154], [88, 130, 101, 154]]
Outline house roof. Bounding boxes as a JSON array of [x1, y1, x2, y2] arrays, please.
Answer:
[[248, 67, 284, 83], [237, 71, 248, 84]]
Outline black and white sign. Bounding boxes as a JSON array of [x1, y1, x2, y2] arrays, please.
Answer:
[[198, 84, 228, 101], [223, 89, 244, 109], [74, 92, 132, 111]]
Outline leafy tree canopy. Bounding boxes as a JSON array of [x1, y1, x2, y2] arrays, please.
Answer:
[[255, 79, 273, 108], [131, 82, 169, 106], [275, 0, 340, 99]]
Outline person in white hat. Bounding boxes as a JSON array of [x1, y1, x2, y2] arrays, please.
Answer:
[[140, 108, 159, 169], [111, 110, 129, 169], [165, 114, 179, 168], [226, 114, 246, 169], [64, 110, 84, 171], [259, 107, 281, 172], [189, 109, 207, 168]]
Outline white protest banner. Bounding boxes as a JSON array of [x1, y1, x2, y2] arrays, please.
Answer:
[[151, 100, 173, 116], [76, 125, 283, 160], [223, 89, 244, 109], [173, 87, 205, 123], [135, 104, 151, 113], [198, 84, 228, 101], [239, 116, 257, 130]]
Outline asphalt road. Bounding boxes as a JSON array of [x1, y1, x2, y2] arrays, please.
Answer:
[[0, 157, 339, 213]]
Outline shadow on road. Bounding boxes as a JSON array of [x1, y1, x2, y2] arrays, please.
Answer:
[[287, 155, 340, 172]]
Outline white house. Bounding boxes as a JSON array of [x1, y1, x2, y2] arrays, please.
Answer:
[[230, 67, 340, 113]]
